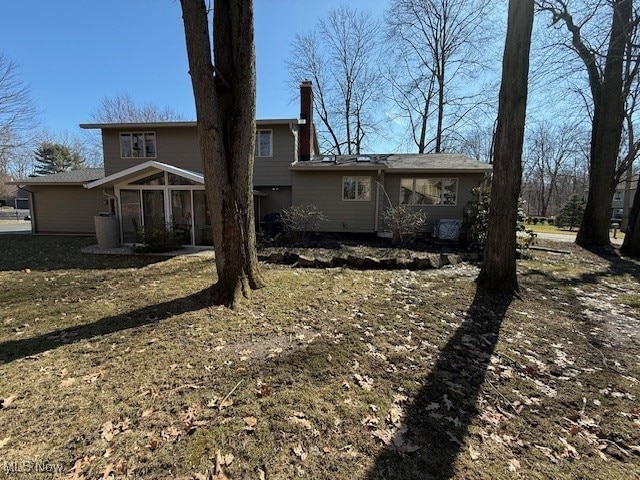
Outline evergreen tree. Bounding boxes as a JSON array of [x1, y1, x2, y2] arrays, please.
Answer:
[[34, 142, 85, 175], [556, 193, 585, 231]]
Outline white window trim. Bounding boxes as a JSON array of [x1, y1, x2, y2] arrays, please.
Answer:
[[342, 176, 372, 202], [400, 177, 459, 206], [255, 129, 273, 157], [120, 131, 157, 159]]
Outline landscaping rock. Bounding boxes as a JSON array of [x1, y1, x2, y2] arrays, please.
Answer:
[[258, 243, 476, 272], [396, 258, 413, 270], [379, 258, 398, 269], [428, 253, 447, 269], [346, 255, 366, 269], [446, 254, 461, 265], [413, 256, 432, 269], [332, 256, 349, 268], [283, 251, 300, 265], [363, 256, 381, 269], [267, 252, 285, 263], [314, 257, 333, 268], [296, 255, 315, 268]]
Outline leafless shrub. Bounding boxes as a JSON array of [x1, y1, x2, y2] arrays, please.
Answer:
[[280, 204, 328, 244], [381, 205, 428, 246]]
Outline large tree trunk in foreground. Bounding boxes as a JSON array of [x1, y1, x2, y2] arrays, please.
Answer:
[[575, 0, 631, 247], [476, 0, 534, 294], [181, 0, 264, 308]]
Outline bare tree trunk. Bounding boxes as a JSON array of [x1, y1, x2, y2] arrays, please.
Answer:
[[435, 67, 445, 153], [477, 0, 534, 294], [575, 0, 632, 247], [181, 0, 264, 308]]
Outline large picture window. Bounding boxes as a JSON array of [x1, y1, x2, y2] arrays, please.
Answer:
[[120, 132, 156, 158], [342, 176, 371, 201], [255, 130, 272, 157], [400, 178, 458, 205]]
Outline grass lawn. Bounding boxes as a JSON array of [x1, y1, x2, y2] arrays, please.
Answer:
[[527, 224, 578, 235], [528, 223, 626, 240], [0, 235, 639, 479]]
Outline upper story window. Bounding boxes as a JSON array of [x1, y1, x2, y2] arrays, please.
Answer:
[[400, 178, 458, 206], [343, 176, 371, 201], [255, 130, 272, 157], [120, 132, 156, 158]]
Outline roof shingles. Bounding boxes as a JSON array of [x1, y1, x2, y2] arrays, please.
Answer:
[[290, 153, 492, 172], [12, 168, 105, 185]]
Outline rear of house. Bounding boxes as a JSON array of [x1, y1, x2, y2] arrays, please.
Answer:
[[10, 82, 491, 243], [291, 154, 491, 235]]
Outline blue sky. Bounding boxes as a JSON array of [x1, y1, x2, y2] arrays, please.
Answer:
[[0, 0, 389, 138]]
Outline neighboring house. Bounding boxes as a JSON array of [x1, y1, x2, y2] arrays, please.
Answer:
[[1, 173, 17, 207], [14, 187, 30, 209], [11, 82, 491, 244], [612, 173, 638, 224]]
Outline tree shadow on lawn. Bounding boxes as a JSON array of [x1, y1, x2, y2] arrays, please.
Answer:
[[367, 288, 513, 480], [583, 245, 640, 283], [0, 287, 213, 365], [527, 244, 640, 287], [0, 235, 166, 271]]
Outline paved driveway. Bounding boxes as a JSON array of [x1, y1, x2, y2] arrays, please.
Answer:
[[0, 209, 30, 220], [0, 222, 32, 234], [536, 231, 623, 246]]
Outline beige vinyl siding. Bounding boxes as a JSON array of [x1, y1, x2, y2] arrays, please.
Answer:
[[254, 187, 292, 223], [103, 127, 202, 176], [253, 124, 294, 186], [381, 173, 486, 231], [30, 186, 106, 234], [292, 171, 378, 233], [102, 124, 295, 186]]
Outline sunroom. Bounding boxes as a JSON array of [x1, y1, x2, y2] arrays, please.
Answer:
[[85, 161, 213, 246]]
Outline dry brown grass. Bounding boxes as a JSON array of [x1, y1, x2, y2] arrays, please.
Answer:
[[0, 235, 639, 479]]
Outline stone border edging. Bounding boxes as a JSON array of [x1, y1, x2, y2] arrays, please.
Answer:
[[257, 250, 481, 270]]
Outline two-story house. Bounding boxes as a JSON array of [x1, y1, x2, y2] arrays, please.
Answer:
[[13, 82, 492, 245]]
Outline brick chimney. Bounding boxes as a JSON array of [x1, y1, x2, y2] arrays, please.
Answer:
[[299, 80, 315, 161]]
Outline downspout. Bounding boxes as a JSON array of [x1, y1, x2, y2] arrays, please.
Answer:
[[102, 189, 118, 215], [101, 188, 123, 244], [22, 187, 36, 234], [374, 169, 382, 232]]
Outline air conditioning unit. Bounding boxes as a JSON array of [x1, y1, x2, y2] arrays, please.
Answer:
[[434, 219, 461, 241]]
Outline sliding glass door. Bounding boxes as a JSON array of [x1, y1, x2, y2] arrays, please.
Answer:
[[142, 190, 165, 230], [193, 190, 213, 246], [121, 190, 142, 243], [170, 190, 193, 245]]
